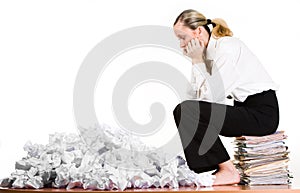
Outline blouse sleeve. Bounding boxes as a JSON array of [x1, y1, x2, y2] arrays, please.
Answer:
[[186, 62, 208, 99], [194, 40, 240, 104]]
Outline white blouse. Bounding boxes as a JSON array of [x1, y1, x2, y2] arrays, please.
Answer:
[[189, 36, 279, 105]]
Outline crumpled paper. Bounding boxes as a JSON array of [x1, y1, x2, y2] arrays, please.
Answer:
[[0, 124, 215, 190]]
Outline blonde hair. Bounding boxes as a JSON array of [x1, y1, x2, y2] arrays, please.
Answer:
[[173, 9, 233, 38]]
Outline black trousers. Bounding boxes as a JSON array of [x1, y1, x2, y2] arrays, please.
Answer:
[[173, 90, 279, 173]]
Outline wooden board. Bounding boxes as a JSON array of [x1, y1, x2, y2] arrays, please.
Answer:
[[1, 185, 300, 193]]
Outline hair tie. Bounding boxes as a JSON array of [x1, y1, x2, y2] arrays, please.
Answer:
[[207, 19, 216, 27]]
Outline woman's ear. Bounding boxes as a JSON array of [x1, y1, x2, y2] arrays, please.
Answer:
[[193, 26, 202, 38]]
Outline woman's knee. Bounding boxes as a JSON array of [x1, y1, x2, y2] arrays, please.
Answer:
[[173, 100, 198, 126], [173, 100, 215, 119], [173, 103, 181, 116], [173, 100, 196, 115]]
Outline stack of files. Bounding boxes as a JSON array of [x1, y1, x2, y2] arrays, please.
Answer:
[[233, 131, 292, 185]]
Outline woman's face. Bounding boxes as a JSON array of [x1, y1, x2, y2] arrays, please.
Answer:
[[173, 22, 197, 50]]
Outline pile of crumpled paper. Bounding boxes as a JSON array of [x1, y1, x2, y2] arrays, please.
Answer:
[[0, 124, 215, 190]]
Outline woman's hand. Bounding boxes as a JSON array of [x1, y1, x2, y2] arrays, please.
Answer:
[[183, 38, 205, 64]]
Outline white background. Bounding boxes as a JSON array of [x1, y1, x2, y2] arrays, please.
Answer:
[[0, 0, 300, 186]]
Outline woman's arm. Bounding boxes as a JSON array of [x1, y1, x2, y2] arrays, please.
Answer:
[[191, 38, 240, 103]]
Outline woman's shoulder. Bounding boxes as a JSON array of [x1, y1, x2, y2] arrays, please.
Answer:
[[215, 36, 243, 48], [212, 36, 243, 55]]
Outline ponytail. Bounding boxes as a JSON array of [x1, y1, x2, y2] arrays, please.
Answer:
[[211, 18, 233, 38]]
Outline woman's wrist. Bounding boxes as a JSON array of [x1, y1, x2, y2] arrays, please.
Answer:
[[192, 58, 205, 64]]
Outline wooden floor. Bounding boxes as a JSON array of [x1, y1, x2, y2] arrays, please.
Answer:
[[1, 185, 300, 193]]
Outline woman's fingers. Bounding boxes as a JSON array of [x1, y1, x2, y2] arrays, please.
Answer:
[[199, 39, 205, 48], [190, 38, 201, 50], [187, 41, 192, 51], [184, 38, 205, 58], [194, 38, 200, 47], [191, 38, 196, 47], [183, 48, 188, 56]]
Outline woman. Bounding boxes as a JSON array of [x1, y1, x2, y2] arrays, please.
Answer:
[[172, 9, 279, 185]]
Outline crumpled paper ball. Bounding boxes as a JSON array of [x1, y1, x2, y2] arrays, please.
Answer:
[[0, 124, 215, 190]]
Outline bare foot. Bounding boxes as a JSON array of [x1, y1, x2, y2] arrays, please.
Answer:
[[213, 160, 240, 185]]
